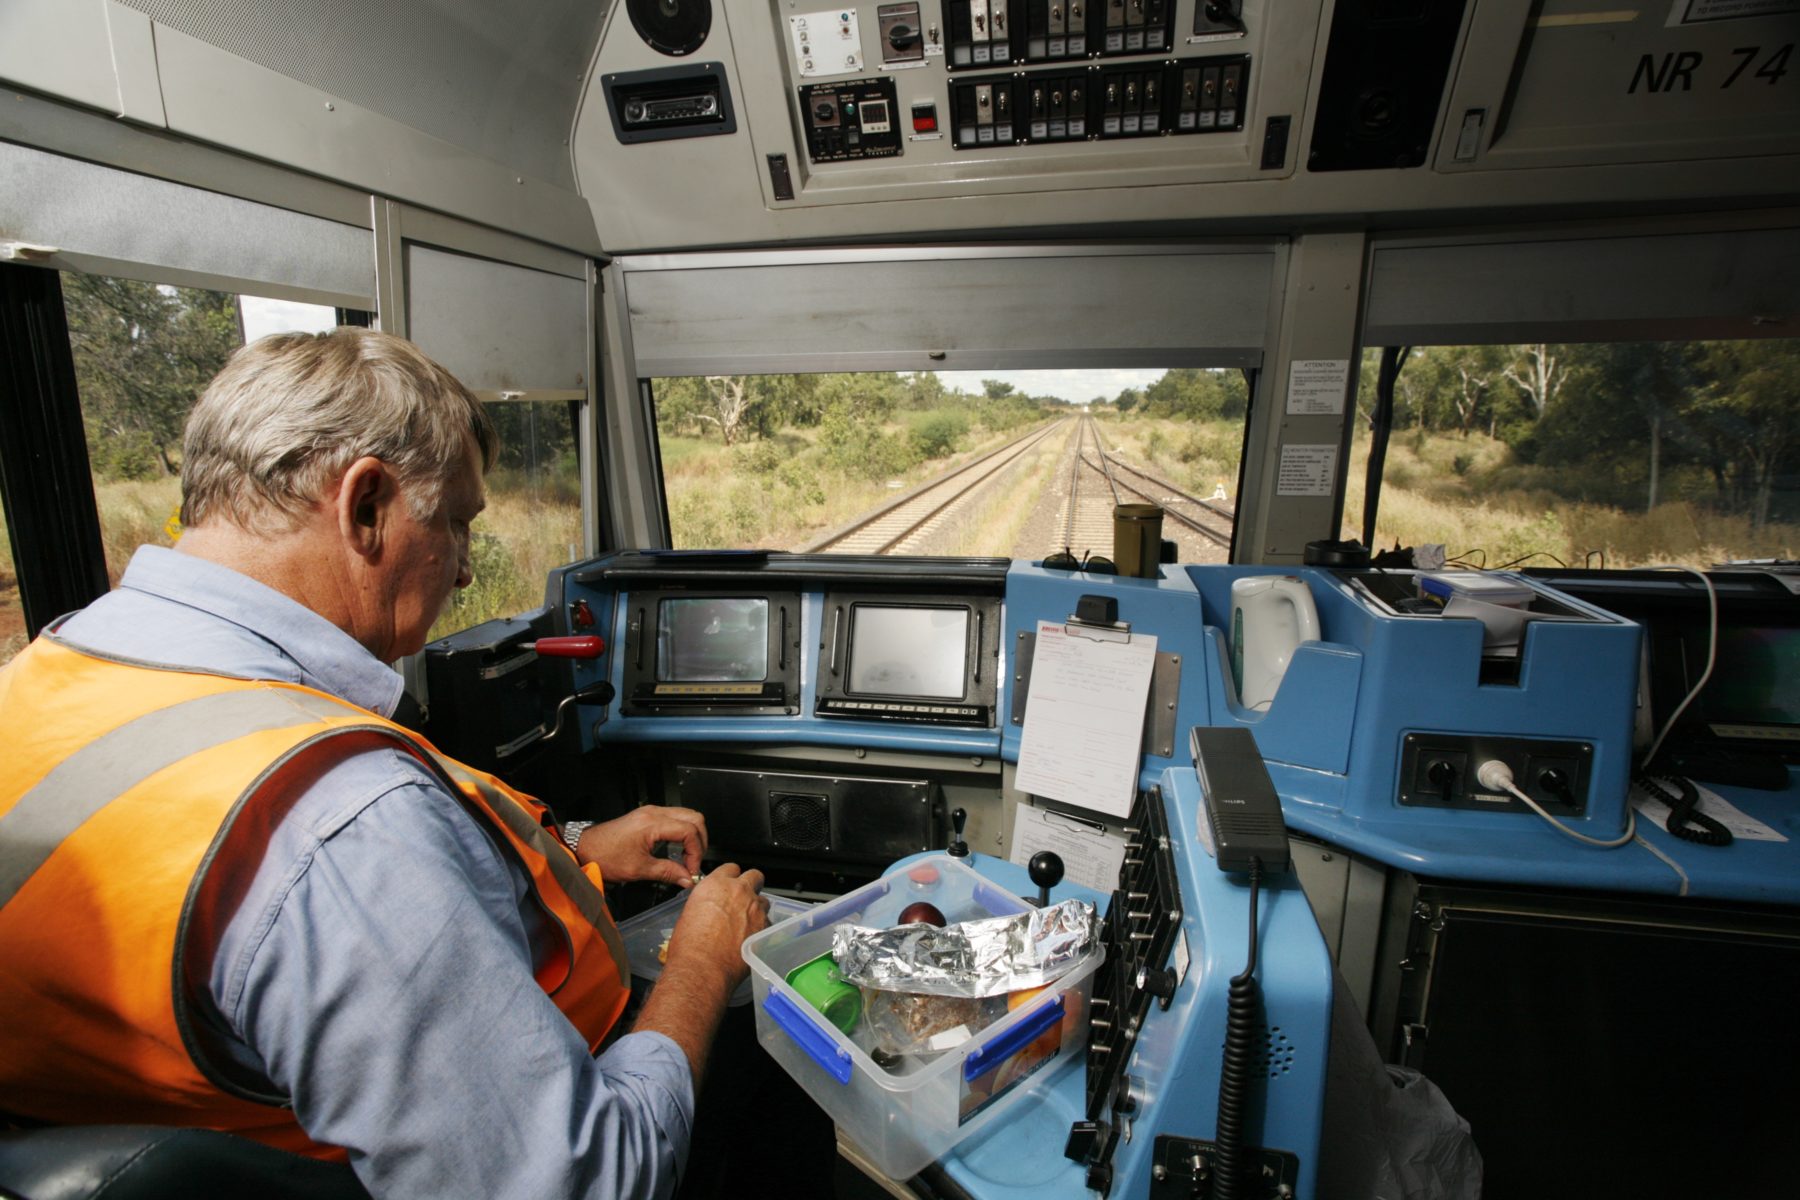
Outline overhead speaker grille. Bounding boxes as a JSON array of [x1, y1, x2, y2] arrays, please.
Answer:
[[626, 0, 712, 57], [769, 792, 830, 851]]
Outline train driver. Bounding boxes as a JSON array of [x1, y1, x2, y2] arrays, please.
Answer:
[[0, 327, 769, 1199]]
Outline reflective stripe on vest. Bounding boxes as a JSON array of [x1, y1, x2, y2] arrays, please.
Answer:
[[0, 635, 630, 1157]]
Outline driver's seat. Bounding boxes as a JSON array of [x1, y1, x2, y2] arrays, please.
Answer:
[[0, 1126, 369, 1200]]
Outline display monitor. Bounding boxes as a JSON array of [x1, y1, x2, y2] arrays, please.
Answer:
[[657, 596, 768, 682], [846, 605, 969, 699], [1660, 622, 1800, 737]]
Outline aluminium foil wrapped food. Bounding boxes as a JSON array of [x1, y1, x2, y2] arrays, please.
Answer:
[[830, 898, 1099, 999]]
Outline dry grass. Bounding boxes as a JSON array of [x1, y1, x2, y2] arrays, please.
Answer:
[[942, 422, 1073, 556], [95, 477, 183, 582], [1105, 415, 1244, 498], [1344, 429, 1797, 569], [661, 421, 1039, 551]]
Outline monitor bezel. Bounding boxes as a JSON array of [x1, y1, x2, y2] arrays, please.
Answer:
[[620, 587, 803, 716], [815, 591, 1001, 724]]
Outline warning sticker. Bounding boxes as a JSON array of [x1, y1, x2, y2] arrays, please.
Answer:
[[1667, 0, 1797, 25], [1277, 444, 1338, 496], [1285, 358, 1350, 416]]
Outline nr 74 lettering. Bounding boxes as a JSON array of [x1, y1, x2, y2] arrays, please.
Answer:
[[1627, 43, 1792, 92]]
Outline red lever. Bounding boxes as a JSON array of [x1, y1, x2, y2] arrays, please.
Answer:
[[528, 636, 606, 659]]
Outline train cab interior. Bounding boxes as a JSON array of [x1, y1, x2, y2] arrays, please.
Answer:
[[2, 2, 1798, 1198]]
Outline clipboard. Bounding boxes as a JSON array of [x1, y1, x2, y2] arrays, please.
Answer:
[[1010, 628, 1182, 759], [1009, 802, 1127, 893], [1013, 619, 1160, 819]]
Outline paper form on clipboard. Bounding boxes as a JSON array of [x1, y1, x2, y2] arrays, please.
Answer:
[[1013, 618, 1158, 819], [1009, 803, 1127, 893]]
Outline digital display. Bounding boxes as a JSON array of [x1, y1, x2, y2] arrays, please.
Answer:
[[657, 597, 768, 682], [1681, 625, 1800, 730], [847, 606, 968, 699]]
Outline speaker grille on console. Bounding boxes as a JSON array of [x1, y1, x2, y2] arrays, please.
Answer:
[[770, 792, 830, 851], [1223, 1025, 1300, 1080]]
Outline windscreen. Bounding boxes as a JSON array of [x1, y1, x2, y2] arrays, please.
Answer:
[[656, 597, 768, 682], [847, 606, 968, 699]]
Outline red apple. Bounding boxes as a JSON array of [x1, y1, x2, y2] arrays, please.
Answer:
[[897, 901, 947, 927]]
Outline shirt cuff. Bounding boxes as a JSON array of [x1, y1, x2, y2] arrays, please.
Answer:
[[596, 1029, 697, 1161]]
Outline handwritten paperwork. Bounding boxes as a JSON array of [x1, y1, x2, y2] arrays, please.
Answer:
[[1010, 803, 1128, 893], [1014, 619, 1158, 819]]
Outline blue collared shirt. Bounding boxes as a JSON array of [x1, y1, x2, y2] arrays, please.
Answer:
[[54, 546, 692, 1200]]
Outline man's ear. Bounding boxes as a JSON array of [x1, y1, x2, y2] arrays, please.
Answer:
[[336, 457, 391, 558]]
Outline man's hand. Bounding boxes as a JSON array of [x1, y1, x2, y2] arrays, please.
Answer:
[[663, 863, 771, 990], [575, 805, 708, 887], [632, 863, 770, 1089]]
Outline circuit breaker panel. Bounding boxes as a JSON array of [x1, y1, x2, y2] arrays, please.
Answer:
[[945, 55, 1246, 150], [759, 2, 1305, 189]]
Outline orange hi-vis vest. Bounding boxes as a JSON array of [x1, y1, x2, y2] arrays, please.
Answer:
[[0, 634, 632, 1158]]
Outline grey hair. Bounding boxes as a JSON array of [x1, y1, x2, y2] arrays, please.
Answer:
[[180, 327, 498, 532]]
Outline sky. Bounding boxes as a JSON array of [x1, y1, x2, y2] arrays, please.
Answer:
[[239, 295, 338, 342], [233, 300, 1165, 405], [933, 368, 1167, 406]]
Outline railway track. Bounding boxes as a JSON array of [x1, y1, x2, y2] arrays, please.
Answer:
[[1053, 415, 1235, 562], [1100, 453, 1235, 549], [800, 418, 1069, 554], [801, 412, 1233, 562], [1056, 417, 1119, 559]]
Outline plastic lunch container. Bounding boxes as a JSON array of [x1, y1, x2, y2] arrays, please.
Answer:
[[619, 890, 815, 1007], [742, 854, 1104, 1179]]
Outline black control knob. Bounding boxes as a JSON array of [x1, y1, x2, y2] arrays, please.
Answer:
[[1539, 767, 1574, 804], [1137, 962, 1178, 1010], [948, 807, 969, 858], [1063, 1120, 1100, 1163], [1028, 850, 1065, 907]]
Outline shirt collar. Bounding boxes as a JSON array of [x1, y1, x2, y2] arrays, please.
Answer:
[[115, 545, 406, 718]]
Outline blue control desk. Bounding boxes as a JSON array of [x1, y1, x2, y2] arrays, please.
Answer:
[[842, 767, 1335, 1200]]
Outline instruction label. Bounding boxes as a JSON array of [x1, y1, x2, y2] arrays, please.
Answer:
[[1667, 0, 1797, 25], [1276, 444, 1338, 496], [1285, 358, 1350, 416]]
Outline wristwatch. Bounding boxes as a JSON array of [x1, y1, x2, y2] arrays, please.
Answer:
[[560, 820, 593, 854]]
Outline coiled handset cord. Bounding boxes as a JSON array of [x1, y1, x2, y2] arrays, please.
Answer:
[[1212, 857, 1262, 1200], [1635, 770, 1732, 846]]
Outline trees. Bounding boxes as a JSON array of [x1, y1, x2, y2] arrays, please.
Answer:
[[1502, 343, 1564, 419], [1135, 368, 1247, 420], [64, 275, 241, 478], [1694, 340, 1800, 527]]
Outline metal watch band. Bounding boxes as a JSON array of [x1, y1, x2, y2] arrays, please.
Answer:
[[560, 820, 593, 854]]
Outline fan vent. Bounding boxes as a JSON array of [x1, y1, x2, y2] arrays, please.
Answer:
[[769, 792, 830, 850]]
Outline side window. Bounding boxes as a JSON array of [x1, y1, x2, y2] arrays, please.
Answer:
[[0, 275, 337, 666], [1344, 339, 1800, 570], [429, 399, 583, 641], [66, 275, 337, 582]]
